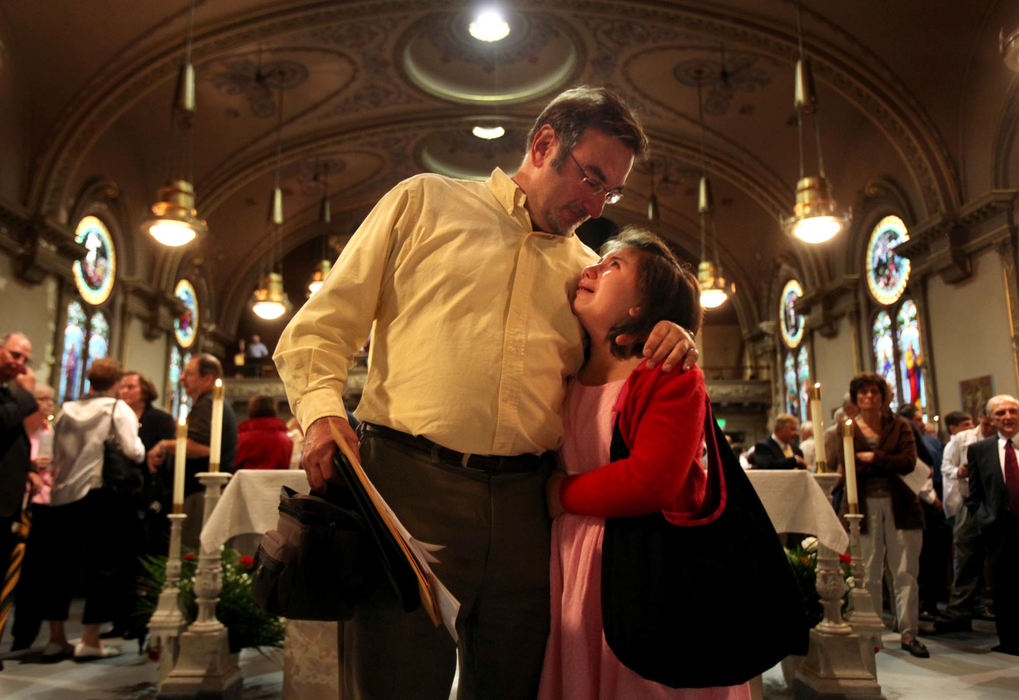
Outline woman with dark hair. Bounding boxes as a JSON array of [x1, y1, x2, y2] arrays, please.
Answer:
[[235, 394, 293, 470], [44, 358, 145, 661], [837, 372, 928, 658], [539, 227, 748, 698]]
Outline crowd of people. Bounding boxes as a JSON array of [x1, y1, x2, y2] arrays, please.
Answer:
[[0, 338, 302, 663], [737, 375, 1019, 660]]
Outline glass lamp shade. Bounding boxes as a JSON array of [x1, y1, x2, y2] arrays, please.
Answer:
[[144, 180, 207, 247], [785, 176, 849, 244], [307, 259, 332, 296], [697, 260, 730, 309], [251, 272, 292, 320]]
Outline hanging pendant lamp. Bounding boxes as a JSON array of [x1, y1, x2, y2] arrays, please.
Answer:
[[144, 0, 206, 247], [783, 2, 849, 244], [693, 78, 730, 309]]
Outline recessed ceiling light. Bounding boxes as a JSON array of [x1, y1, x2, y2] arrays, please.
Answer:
[[469, 9, 510, 42], [472, 125, 505, 140]]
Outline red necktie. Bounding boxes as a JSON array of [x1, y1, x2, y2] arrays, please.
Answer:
[[1005, 440, 1019, 514]]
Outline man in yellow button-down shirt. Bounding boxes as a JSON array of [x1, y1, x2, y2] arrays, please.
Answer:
[[274, 86, 698, 700]]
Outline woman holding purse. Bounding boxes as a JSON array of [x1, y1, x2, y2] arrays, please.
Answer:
[[538, 227, 749, 699], [43, 358, 145, 661]]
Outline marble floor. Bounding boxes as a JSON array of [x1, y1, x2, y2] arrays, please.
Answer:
[[0, 612, 1016, 698]]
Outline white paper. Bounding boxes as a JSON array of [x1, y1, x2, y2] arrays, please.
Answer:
[[899, 458, 931, 495]]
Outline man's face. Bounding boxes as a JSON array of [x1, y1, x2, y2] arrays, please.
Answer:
[[527, 126, 634, 236], [181, 358, 215, 400], [979, 412, 996, 437], [0, 334, 32, 382], [948, 418, 974, 435], [843, 400, 860, 419], [776, 420, 799, 444], [990, 399, 1019, 439]]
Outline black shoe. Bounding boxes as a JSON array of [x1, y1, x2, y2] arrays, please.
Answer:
[[98, 628, 125, 640], [901, 638, 930, 658], [40, 642, 74, 663], [991, 644, 1019, 656], [974, 609, 996, 621]]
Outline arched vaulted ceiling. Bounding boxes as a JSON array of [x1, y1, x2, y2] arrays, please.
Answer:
[[1, 0, 1013, 339]]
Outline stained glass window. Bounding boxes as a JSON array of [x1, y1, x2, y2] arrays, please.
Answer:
[[58, 301, 87, 403], [797, 346, 811, 423], [72, 215, 117, 305], [872, 310, 899, 408], [779, 279, 805, 348], [173, 279, 199, 349], [81, 311, 110, 395], [169, 347, 191, 419], [784, 353, 799, 418], [896, 300, 926, 412], [865, 215, 910, 306]]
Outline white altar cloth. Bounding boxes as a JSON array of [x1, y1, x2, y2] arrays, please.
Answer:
[[747, 470, 849, 553]]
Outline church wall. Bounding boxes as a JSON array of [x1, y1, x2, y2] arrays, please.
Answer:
[[0, 255, 60, 386], [926, 247, 1018, 413], [812, 317, 858, 420], [700, 322, 743, 372]]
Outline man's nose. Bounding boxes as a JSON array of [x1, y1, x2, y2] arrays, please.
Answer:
[[583, 193, 606, 219]]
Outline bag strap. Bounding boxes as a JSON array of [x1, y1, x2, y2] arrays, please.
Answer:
[[106, 398, 119, 440]]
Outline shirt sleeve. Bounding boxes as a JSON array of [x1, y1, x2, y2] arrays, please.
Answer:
[[273, 180, 412, 431], [941, 433, 964, 481], [114, 401, 145, 462], [558, 368, 707, 518]]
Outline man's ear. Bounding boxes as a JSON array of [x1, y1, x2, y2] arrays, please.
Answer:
[[628, 306, 642, 318], [529, 124, 557, 168]]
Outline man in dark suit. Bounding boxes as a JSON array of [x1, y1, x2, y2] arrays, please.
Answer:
[[0, 333, 40, 591], [751, 413, 806, 469], [966, 393, 1019, 656]]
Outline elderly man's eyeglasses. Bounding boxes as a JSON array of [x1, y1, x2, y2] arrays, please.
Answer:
[[566, 151, 624, 205]]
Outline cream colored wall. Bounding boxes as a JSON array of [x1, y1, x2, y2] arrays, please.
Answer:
[[0, 256, 60, 386], [927, 247, 1018, 412], [812, 317, 859, 422], [700, 323, 743, 370]]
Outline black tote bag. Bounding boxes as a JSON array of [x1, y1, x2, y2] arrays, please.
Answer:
[[601, 397, 809, 688]]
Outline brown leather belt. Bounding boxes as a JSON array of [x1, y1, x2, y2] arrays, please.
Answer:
[[360, 422, 546, 474]]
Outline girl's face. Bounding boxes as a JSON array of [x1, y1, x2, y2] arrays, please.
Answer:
[[573, 246, 645, 338]]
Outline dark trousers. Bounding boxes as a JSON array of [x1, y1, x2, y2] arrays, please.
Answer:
[[11, 505, 56, 648], [44, 489, 124, 624], [343, 433, 553, 700], [984, 513, 1019, 649], [918, 500, 951, 613], [945, 506, 988, 619]]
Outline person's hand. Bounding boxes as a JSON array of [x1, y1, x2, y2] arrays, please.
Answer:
[[856, 451, 875, 463], [302, 416, 360, 491], [15, 366, 35, 393], [958, 464, 969, 479], [27, 471, 44, 494], [147, 444, 167, 474], [546, 471, 566, 519], [618, 321, 698, 372], [794, 455, 807, 469]]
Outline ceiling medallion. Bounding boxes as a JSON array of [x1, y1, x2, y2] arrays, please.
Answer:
[[400, 11, 579, 104]]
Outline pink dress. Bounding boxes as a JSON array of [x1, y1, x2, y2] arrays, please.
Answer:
[[537, 378, 749, 700]]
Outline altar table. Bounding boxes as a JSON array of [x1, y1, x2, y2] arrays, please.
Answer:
[[747, 470, 848, 553]]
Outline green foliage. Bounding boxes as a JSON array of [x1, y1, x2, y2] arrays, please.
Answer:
[[133, 548, 284, 653]]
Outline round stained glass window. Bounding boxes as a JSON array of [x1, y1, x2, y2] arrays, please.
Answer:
[[865, 215, 910, 305], [72, 216, 116, 305], [779, 279, 805, 348], [174, 279, 199, 348]]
